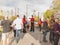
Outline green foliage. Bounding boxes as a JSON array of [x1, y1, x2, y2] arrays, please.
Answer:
[[10, 16, 17, 21], [0, 26, 2, 32], [34, 16, 39, 22], [0, 15, 4, 20], [44, 10, 53, 19]]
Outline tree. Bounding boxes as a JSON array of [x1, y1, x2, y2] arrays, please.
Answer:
[[10, 16, 17, 21], [0, 26, 2, 32], [34, 15, 39, 22], [53, 0, 60, 11], [44, 10, 53, 19], [0, 15, 4, 20]]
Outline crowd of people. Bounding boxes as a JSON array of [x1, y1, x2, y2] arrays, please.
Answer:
[[42, 16, 60, 45], [0, 14, 60, 45]]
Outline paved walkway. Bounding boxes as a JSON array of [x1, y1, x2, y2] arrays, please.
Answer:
[[0, 28, 60, 45]]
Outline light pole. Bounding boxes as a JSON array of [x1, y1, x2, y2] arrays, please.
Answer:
[[7, 10, 10, 18], [11, 9, 13, 16], [26, 4, 28, 16], [38, 12, 40, 20], [17, 8, 19, 15], [33, 10, 36, 16], [15, 8, 16, 16], [0, 10, 3, 16]]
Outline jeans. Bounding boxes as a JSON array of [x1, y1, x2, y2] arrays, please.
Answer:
[[54, 33, 60, 45], [49, 30, 54, 43], [43, 31, 47, 41], [16, 29, 23, 43]]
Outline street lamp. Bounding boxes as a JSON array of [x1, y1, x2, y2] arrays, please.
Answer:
[[26, 4, 28, 17]]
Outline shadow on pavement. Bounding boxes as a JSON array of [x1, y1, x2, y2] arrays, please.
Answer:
[[31, 43, 34, 45], [18, 33, 26, 43], [28, 28, 42, 40], [27, 28, 53, 45], [9, 37, 15, 45]]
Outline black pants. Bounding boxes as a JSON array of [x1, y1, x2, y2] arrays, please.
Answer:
[[13, 30, 16, 37], [23, 23, 26, 33], [49, 30, 54, 43], [54, 33, 60, 45], [30, 22, 34, 32], [39, 25, 41, 31]]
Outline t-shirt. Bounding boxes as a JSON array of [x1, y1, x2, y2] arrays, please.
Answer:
[[12, 18, 22, 30], [1, 20, 11, 33], [30, 18, 34, 22]]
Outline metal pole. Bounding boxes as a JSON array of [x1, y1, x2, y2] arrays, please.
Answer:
[[26, 4, 28, 16], [15, 8, 16, 16], [11, 9, 13, 16], [38, 12, 40, 20], [0, 10, 3, 16], [18, 8, 19, 15]]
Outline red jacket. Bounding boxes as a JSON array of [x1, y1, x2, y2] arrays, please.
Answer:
[[22, 18, 26, 24], [30, 18, 34, 22]]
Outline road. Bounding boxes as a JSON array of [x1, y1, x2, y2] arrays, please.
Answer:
[[0, 28, 60, 45]]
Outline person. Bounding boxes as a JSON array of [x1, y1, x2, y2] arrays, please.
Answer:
[[38, 18, 43, 31], [13, 29, 16, 37], [1, 16, 12, 45], [11, 15, 23, 43], [22, 15, 27, 33], [10, 21, 16, 37], [53, 18, 60, 45], [42, 19, 49, 42], [30, 15, 35, 32], [49, 19, 55, 43]]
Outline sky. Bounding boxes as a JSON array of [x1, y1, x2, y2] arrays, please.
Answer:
[[0, 0, 54, 18]]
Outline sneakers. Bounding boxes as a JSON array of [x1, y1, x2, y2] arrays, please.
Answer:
[[43, 40, 48, 42], [50, 41, 53, 44]]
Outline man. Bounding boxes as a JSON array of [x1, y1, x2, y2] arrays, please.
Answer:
[[1, 16, 11, 45], [53, 18, 60, 45], [12, 15, 23, 43], [22, 15, 27, 33], [38, 18, 43, 31], [49, 19, 55, 43], [42, 19, 48, 42], [30, 15, 35, 32]]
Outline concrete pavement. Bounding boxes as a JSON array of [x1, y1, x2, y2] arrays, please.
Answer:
[[0, 28, 60, 45]]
